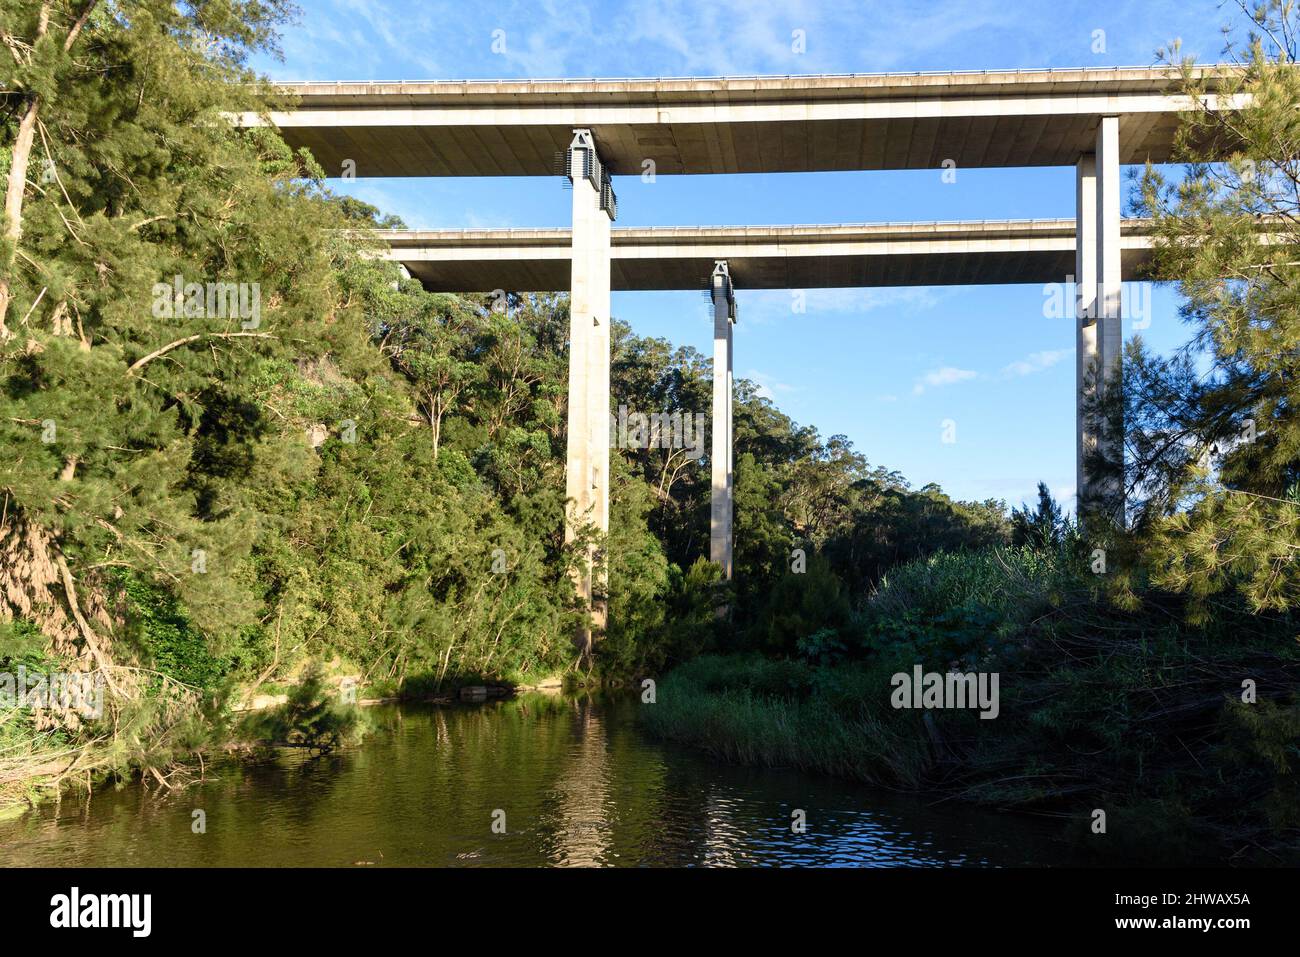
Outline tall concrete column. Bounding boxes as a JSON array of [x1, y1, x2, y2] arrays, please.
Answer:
[[1076, 115, 1125, 527], [1095, 115, 1124, 524], [1075, 153, 1098, 521], [564, 129, 615, 654], [709, 261, 736, 579]]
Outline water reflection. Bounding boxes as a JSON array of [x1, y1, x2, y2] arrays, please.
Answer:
[[0, 693, 1075, 867]]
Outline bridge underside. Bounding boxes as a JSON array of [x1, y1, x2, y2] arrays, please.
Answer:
[[277, 113, 1180, 177]]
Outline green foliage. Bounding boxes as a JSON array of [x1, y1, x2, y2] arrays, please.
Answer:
[[746, 554, 851, 655], [600, 456, 670, 673], [238, 665, 364, 752], [1124, 5, 1300, 612], [0, 618, 48, 671], [868, 544, 1078, 624], [795, 627, 845, 667], [110, 571, 228, 691], [860, 602, 1010, 671], [673, 653, 816, 699], [851, 544, 1088, 670], [1220, 698, 1300, 832], [1011, 481, 1067, 550]]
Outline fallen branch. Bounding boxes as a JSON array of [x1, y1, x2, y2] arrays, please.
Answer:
[[55, 553, 124, 698]]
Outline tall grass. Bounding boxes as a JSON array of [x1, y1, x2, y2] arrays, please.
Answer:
[[643, 655, 932, 788]]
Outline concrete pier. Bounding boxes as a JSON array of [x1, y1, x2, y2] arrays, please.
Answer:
[[709, 262, 737, 579], [1077, 116, 1124, 527], [1095, 116, 1125, 525], [1075, 154, 1098, 520], [564, 129, 615, 653]]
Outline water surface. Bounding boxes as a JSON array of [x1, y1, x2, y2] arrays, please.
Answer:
[[0, 694, 1077, 867]]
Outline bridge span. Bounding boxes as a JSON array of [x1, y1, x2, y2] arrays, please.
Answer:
[[254, 66, 1240, 176], [379, 219, 1155, 291]]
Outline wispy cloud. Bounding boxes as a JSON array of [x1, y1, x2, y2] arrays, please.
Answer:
[[913, 366, 977, 395], [257, 0, 1217, 86], [739, 286, 948, 325], [746, 369, 800, 402], [1001, 349, 1069, 378], [462, 208, 519, 229]]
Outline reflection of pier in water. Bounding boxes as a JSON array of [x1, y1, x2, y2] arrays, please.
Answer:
[[544, 696, 613, 866]]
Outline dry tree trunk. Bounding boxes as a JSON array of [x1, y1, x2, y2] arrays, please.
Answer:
[[0, 4, 50, 340], [0, 511, 81, 658], [0, 477, 120, 655]]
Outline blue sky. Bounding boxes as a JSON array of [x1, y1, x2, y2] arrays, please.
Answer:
[[251, 0, 1241, 510]]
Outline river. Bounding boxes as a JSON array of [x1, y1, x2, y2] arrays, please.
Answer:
[[0, 693, 1079, 867]]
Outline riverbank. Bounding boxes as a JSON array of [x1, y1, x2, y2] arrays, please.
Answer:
[[642, 549, 1300, 866], [0, 661, 569, 819]]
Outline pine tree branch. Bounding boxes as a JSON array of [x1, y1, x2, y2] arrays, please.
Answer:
[[0, 1, 97, 338], [125, 332, 275, 374]]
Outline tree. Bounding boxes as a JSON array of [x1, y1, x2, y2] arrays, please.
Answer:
[[1011, 481, 1065, 550], [0, 1, 99, 339], [1128, 0, 1300, 612], [1, 0, 301, 657], [377, 290, 485, 459]]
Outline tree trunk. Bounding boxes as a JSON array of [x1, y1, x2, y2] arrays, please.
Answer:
[[0, 1, 98, 340], [0, 90, 43, 340], [430, 395, 442, 460]]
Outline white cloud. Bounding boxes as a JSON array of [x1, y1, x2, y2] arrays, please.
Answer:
[[746, 369, 800, 402], [462, 208, 518, 229], [854, 288, 948, 312], [912, 366, 977, 394], [1001, 349, 1069, 378], [849, 0, 1021, 71]]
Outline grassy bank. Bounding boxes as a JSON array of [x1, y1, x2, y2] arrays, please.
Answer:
[[641, 655, 932, 787], [643, 546, 1300, 865]]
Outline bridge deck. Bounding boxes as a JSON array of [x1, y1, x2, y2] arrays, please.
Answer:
[[379, 218, 1154, 291], [254, 67, 1239, 177]]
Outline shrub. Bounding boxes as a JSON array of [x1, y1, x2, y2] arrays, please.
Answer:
[[238, 665, 365, 752], [746, 555, 852, 655], [869, 545, 1075, 624]]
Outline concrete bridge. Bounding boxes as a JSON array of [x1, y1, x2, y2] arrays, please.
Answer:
[[250, 66, 1238, 175], [378, 219, 1156, 291], [248, 65, 1244, 649]]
